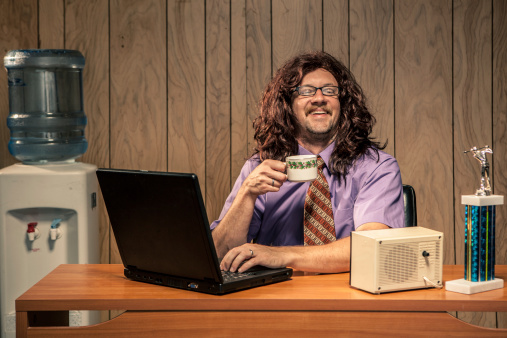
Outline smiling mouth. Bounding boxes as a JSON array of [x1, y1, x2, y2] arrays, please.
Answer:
[[307, 110, 330, 116]]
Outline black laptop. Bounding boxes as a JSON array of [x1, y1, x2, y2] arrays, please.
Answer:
[[96, 168, 293, 294]]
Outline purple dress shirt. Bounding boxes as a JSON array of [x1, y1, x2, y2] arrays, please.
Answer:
[[210, 142, 405, 246]]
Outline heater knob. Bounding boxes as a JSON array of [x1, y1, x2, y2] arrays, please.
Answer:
[[422, 251, 430, 257]]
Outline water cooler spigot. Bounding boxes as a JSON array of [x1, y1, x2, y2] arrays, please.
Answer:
[[27, 222, 40, 241], [50, 218, 63, 240]]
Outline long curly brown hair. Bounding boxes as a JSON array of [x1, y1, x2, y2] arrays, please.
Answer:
[[252, 50, 385, 178]]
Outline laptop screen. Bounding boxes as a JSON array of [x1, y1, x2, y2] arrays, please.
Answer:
[[97, 169, 222, 282]]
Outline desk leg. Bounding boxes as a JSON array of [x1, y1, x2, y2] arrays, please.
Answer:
[[16, 312, 28, 338], [16, 311, 69, 338]]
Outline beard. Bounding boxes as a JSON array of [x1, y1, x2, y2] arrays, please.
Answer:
[[297, 117, 338, 144], [306, 121, 334, 135], [303, 108, 337, 137]]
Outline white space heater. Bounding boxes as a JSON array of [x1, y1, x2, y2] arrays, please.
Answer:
[[350, 226, 443, 294]]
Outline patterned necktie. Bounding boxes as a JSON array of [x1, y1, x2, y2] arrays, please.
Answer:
[[303, 156, 336, 245]]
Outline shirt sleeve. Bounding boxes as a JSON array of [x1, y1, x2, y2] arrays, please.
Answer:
[[209, 158, 263, 236], [352, 153, 405, 229]]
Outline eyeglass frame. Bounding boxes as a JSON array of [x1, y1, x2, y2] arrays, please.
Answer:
[[291, 85, 341, 97]]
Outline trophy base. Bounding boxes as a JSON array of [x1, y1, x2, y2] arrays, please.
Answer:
[[445, 278, 504, 294]]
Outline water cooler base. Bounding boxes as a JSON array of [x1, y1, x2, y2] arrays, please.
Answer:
[[0, 162, 100, 338]]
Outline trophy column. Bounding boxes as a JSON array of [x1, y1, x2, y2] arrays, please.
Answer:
[[446, 146, 504, 294]]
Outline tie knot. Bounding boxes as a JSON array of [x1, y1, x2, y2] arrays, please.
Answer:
[[317, 156, 325, 170]]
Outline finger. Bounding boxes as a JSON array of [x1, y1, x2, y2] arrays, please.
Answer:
[[257, 176, 281, 193], [237, 258, 256, 273], [265, 169, 288, 187], [220, 258, 229, 271], [270, 170, 288, 183], [270, 178, 276, 188], [229, 250, 253, 272], [220, 259, 228, 271], [256, 168, 286, 183], [269, 177, 282, 189], [220, 248, 240, 271], [263, 159, 287, 174]]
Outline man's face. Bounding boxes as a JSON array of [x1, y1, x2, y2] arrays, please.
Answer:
[[292, 68, 341, 144]]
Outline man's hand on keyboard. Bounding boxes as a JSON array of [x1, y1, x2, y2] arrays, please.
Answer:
[[220, 244, 288, 273]]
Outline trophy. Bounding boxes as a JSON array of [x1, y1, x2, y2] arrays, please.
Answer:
[[446, 146, 504, 294], [466, 146, 492, 196]]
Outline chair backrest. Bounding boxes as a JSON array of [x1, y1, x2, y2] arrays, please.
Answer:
[[403, 184, 417, 227]]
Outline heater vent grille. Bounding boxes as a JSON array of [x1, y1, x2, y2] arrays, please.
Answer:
[[379, 240, 441, 286], [380, 243, 419, 284]]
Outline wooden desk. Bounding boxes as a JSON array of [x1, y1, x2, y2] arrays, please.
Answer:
[[16, 264, 507, 337]]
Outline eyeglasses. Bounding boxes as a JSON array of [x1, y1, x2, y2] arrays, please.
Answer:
[[292, 85, 340, 97]]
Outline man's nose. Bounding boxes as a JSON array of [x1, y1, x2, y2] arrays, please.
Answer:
[[311, 88, 327, 103]]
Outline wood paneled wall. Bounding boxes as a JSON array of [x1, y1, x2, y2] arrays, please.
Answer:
[[0, 0, 506, 327]]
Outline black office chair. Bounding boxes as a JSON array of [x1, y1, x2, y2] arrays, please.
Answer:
[[403, 184, 417, 227]]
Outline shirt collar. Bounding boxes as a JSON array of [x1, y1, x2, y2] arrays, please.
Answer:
[[297, 141, 335, 168]]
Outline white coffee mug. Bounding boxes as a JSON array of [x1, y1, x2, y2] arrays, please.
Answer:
[[286, 155, 318, 182]]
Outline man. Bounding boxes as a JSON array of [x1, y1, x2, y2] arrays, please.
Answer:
[[211, 51, 404, 274]]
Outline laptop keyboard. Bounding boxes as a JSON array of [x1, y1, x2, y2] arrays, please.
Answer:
[[221, 270, 254, 283]]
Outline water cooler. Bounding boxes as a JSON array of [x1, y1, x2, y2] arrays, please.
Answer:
[[0, 50, 100, 338]]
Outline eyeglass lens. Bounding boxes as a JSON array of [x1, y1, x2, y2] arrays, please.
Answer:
[[296, 85, 339, 96]]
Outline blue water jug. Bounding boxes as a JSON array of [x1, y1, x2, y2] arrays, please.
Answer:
[[4, 49, 88, 163]]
